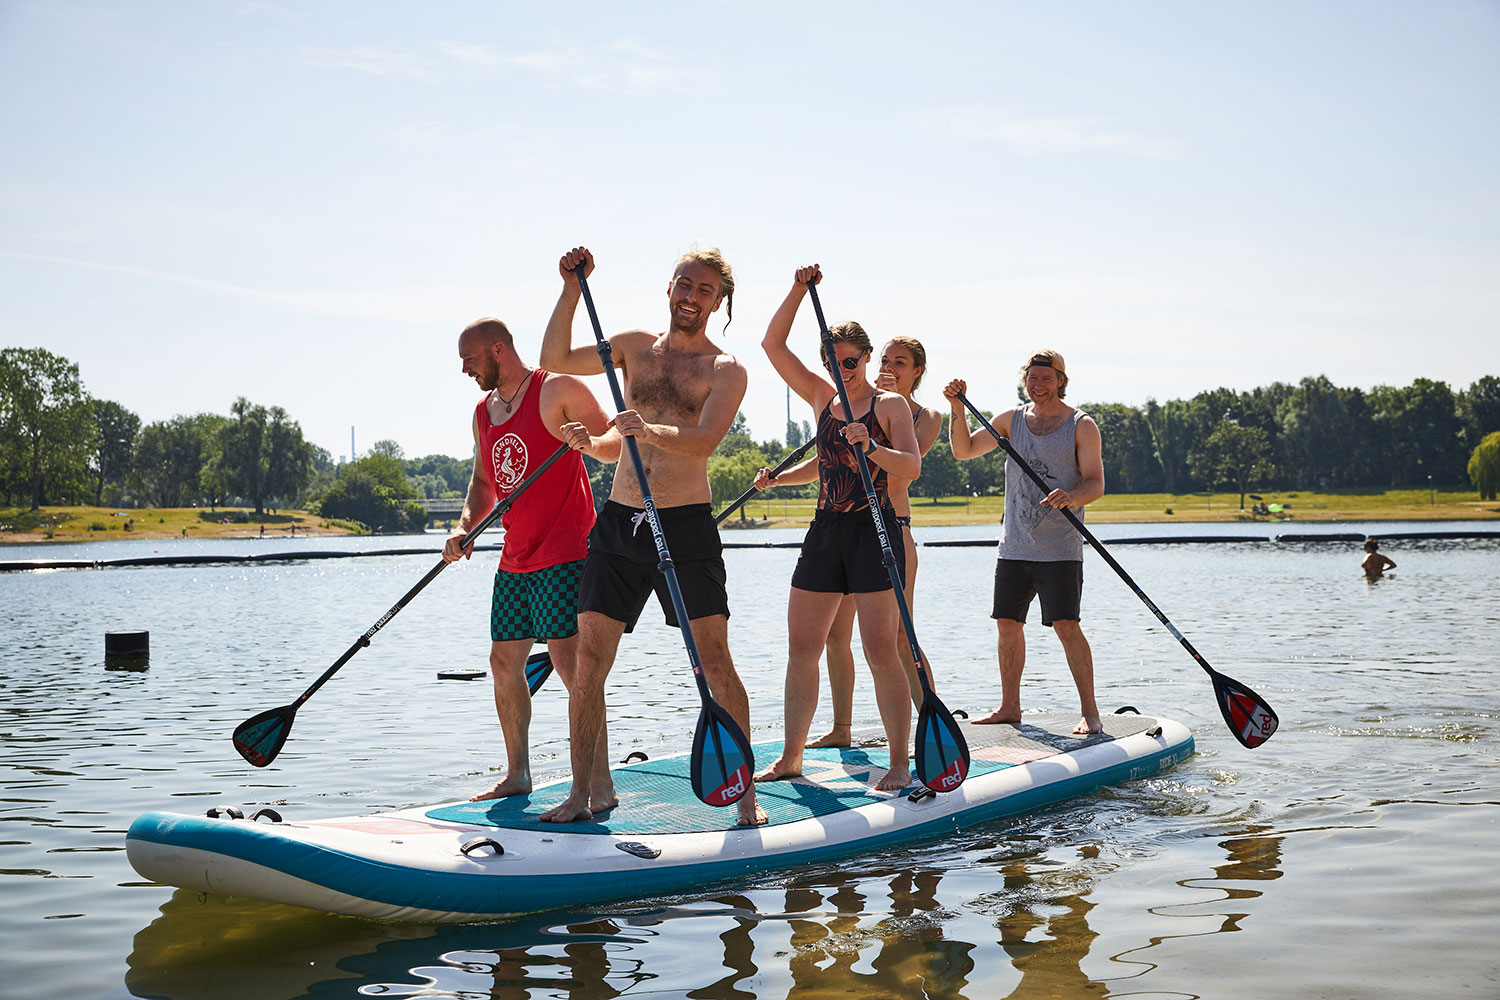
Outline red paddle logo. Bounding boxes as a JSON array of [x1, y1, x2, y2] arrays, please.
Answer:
[[1224, 689, 1277, 747], [929, 757, 968, 791], [491, 434, 527, 493], [705, 764, 751, 807]]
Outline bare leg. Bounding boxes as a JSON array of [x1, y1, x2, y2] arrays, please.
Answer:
[[853, 589, 912, 791], [541, 611, 623, 823], [1052, 619, 1102, 734], [690, 615, 767, 827], [975, 618, 1025, 724], [756, 589, 844, 784], [544, 633, 616, 812], [893, 526, 926, 704], [468, 639, 535, 801], [807, 594, 856, 748]]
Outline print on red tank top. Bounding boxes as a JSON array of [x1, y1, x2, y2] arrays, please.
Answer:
[[476, 371, 595, 573]]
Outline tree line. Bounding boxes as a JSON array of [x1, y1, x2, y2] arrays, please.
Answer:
[[6, 345, 1498, 528]]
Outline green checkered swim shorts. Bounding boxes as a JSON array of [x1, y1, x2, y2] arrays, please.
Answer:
[[490, 559, 584, 642]]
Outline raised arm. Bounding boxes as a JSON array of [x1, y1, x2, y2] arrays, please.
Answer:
[[943, 378, 1006, 460], [762, 265, 835, 410], [539, 246, 609, 375], [550, 374, 622, 463]]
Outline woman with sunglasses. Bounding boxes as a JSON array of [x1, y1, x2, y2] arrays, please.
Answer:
[[754, 264, 922, 792], [755, 335, 942, 748]]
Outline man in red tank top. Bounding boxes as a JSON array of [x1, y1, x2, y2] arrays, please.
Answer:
[[443, 318, 615, 806]]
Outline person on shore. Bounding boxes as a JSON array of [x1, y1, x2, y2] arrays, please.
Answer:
[[539, 245, 766, 827], [1362, 538, 1396, 579], [754, 265, 921, 792], [754, 336, 942, 748], [443, 318, 613, 804], [945, 349, 1105, 735]]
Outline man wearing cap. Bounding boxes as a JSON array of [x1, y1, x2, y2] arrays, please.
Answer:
[[944, 349, 1105, 735]]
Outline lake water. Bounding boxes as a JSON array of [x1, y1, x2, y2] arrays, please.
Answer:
[[2, 521, 1497, 999]]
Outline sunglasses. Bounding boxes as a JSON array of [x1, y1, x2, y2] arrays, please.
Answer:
[[837, 352, 866, 371]]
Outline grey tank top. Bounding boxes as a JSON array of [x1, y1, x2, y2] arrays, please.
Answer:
[[998, 406, 1086, 562]]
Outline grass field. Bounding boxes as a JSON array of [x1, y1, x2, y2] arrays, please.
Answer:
[[720, 487, 1499, 529], [4, 487, 1495, 543]]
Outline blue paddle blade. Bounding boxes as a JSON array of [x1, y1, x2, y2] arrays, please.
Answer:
[[914, 696, 970, 792], [524, 651, 553, 696], [690, 703, 754, 807], [232, 704, 295, 768]]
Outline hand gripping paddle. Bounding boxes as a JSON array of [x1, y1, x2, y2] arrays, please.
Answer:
[[574, 267, 754, 807], [232, 443, 572, 767], [806, 280, 970, 792], [952, 391, 1278, 748]]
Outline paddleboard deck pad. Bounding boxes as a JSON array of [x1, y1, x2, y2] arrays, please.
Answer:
[[127, 712, 1193, 921]]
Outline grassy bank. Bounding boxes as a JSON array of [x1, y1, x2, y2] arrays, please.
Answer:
[[721, 487, 1499, 529], [0, 506, 358, 543], [5, 488, 1495, 543]]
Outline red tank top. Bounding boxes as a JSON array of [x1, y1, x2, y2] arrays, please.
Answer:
[[477, 371, 595, 572]]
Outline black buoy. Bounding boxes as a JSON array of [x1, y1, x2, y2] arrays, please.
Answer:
[[105, 630, 149, 669]]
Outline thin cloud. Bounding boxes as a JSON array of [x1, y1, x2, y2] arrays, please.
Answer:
[[301, 46, 439, 81], [299, 37, 681, 91], [938, 107, 1182, 159]]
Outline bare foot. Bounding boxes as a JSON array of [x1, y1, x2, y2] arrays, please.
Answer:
[[590, 790, 619, 813], [737, 796, 769, 827], [467, 774, 532, 802], [973, 708, 1021, 725], [876, 764, 912, 792], [754, 756, 802, 783], [806, 723, 852, 749], [539, 793, 593, 823], [1073, 716, 1103, 735]]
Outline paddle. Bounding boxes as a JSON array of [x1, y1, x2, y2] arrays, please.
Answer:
[[573, 267, 754, 808], [232, 442, 573, 767], [712, 437, 816, 524], [524, 650, 553, 695], [805, 280, 970, 792], [952, 391, 1279, 748]]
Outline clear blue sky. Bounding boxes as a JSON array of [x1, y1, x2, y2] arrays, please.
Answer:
[[3, 1, 1497, 462]]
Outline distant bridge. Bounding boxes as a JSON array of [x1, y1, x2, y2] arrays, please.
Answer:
[[417, 498, 464, 520]]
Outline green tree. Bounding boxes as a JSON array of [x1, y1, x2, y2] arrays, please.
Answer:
[[714, 412, 755, 458], [131, 414, 222, 507], [0, 347, 92, 509], [1188, 420, 1273, 510], [89, 399, 140, 506], [1142, 398, 1191, 493], [916, 437, 963, 502], [1368, 379, 1466, 486], [369, 439, 404, 460], [708, 448, 767, 522], [1084, 402, 1161, 492], [218, 398, 313, 514], [1469, 431, 1500, 501], [1458, 376, 1500, 449], [314, 454, 425, 532]]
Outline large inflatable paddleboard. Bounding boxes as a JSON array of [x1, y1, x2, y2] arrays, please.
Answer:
[[127, 712, 1193, 922]]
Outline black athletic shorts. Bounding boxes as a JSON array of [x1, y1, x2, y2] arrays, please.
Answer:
[[578, 501, 729, 632], [790, 507, 907, 595], [992, 558, 1083, 626]]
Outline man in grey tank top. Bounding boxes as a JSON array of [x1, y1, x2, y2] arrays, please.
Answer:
[[945, 349, 1106, 735]]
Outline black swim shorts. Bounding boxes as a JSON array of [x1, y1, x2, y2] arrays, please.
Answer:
[[789, 507, 906, 595], [578, 501, 729, 631], [992, 558, 1083, 626]]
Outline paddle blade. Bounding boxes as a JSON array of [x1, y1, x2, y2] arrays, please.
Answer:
[[232, 704, 297, 767], [1212, 670, 1279, 748], [525, 651, 553, 696], [689, 702, 754, 807], [914, 694, 971, 792]]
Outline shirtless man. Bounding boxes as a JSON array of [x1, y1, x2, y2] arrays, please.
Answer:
[[538, 245, 767, 826], [443, 318, 614, 805], [945, 349, 1105, 735]]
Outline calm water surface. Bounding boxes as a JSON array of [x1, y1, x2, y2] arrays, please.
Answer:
[[2, 522, 1497, 999]]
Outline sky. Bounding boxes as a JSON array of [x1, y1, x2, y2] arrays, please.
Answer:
[[3, 1, 1498, 463]]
